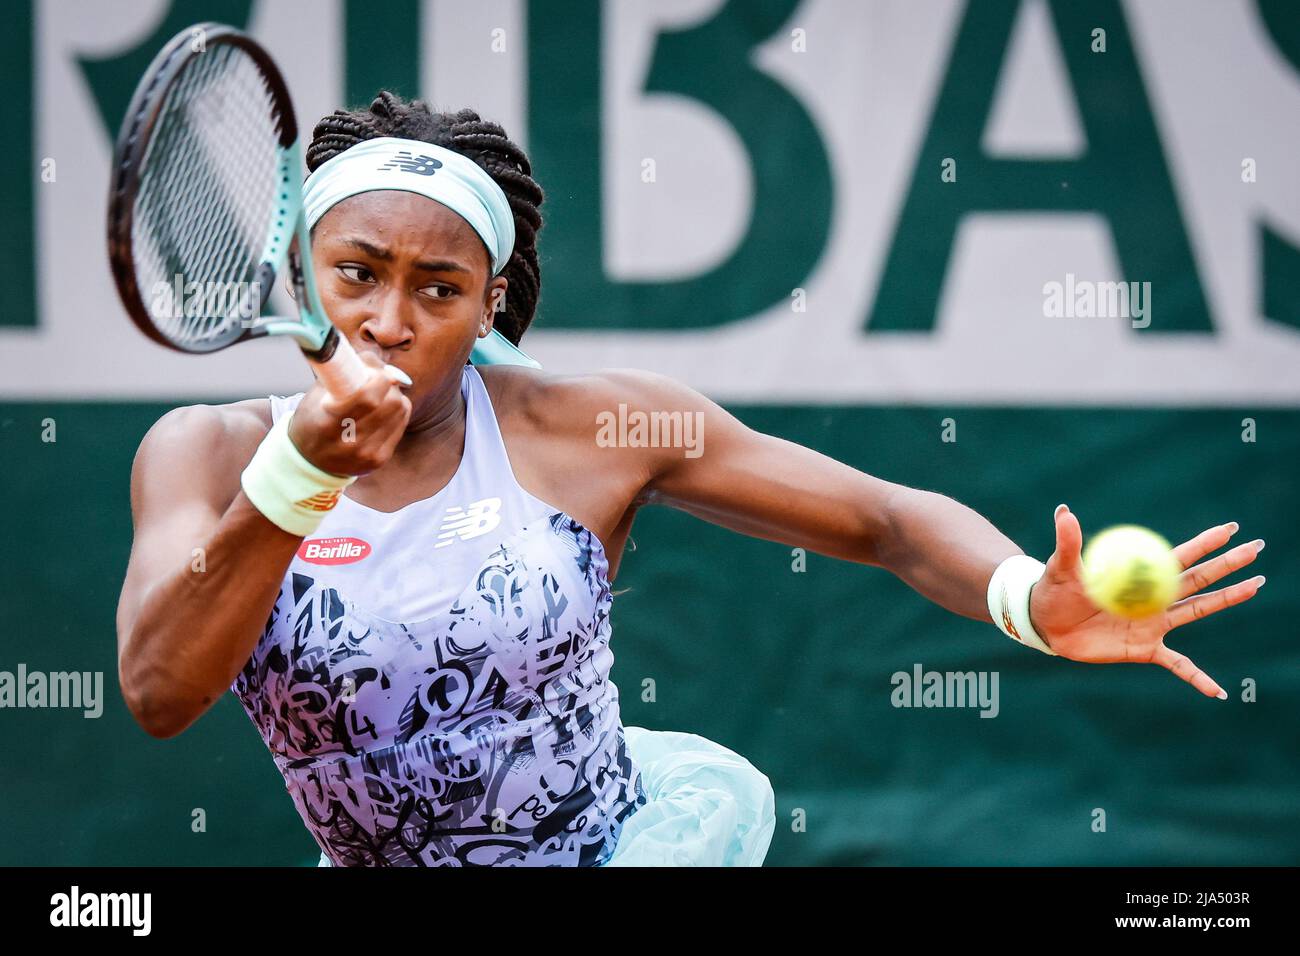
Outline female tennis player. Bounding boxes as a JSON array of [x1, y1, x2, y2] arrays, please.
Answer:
[[115, 94, 1265, 867]]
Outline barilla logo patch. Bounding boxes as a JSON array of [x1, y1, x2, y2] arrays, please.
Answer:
[[297, 537, 372, 565]]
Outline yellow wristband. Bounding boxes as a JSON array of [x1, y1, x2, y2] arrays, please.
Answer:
[[240, 412, 355, 536]]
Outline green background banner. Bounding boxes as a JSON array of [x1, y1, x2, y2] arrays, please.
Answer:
[[3, 404, 1296, 864]]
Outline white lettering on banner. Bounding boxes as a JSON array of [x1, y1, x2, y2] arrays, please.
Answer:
[[3, 0, 1298, 405]]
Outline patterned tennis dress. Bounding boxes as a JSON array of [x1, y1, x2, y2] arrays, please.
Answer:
[[230, 364, 647, 866]]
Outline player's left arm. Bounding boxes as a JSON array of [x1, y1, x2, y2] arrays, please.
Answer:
[[581, 369, 1265, 698], [584, 368, 1022, 623]]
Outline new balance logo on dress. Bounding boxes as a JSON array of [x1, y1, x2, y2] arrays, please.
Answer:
[[436, 497, 503, 548]]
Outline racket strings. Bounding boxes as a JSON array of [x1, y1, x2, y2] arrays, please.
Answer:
[[131, 42, 282, 349], [180, 52, 274, 337], [178, 50, 277, 343], [171, 49, 274, 341]]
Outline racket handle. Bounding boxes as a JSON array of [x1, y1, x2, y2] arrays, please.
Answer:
[[307, 331, 375, 399]]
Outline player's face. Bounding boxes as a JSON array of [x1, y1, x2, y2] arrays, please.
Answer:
[[310, 190, 506, 401]]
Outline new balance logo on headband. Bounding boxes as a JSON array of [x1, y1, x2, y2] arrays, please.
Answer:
[[379, 151, 443, 176]]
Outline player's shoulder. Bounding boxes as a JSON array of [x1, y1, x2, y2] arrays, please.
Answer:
[[135, 397, 274, 469], [477, 364, 702, 432]]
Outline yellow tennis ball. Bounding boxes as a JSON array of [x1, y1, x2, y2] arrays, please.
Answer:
[[1081, 525, 1182, 618]]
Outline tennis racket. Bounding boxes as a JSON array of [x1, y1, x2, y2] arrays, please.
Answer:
[[106, 22, 373, 398]]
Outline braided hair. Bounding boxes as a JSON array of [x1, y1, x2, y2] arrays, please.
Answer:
[[306, 92, 545, 344]]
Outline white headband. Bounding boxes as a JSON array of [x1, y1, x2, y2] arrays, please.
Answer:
[[302, 136, 516, 275]]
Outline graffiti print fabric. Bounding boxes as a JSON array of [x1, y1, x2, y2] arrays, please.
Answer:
[[231, 366, 646, 865]]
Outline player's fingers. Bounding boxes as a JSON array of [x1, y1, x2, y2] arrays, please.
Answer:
[[1171, 521, 1238, 571], [382, 364, 413, 386], [1152, 644, 1225, 698], [343, 359, 406, 406], [1176, 538, 1264, 599], [320, 374, 402, 424], [1050, 503, 1083, 576], [1165, 575, 1265, 630], [373, 395, 414, 454]]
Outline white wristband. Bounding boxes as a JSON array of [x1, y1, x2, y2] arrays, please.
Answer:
[[986, 554, 1056, 655], [240, 412, 356, 536]]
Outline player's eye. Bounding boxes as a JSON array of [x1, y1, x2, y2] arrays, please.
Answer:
[[337, 264, 376, 283], [418, 284, 457, 300]]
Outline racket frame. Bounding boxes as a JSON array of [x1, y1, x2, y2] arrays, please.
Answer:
[[106, 22, 360, 385]]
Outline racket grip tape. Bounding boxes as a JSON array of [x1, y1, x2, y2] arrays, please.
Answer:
[[305, 329, 406, 398]]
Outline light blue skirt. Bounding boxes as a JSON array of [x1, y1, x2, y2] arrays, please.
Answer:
[[316, 726, 775, 867], [600, 726, 774, 866]]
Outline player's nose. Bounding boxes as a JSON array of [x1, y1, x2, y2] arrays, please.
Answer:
[[358, 300, 414, 352]]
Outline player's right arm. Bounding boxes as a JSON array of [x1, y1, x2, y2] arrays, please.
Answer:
[[116, 401, 302, 739], [116, 360, 409, 738]]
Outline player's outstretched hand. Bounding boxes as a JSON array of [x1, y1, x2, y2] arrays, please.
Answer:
[[1027, 504, 1265, 698]]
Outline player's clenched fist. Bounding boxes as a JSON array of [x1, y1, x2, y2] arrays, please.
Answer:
[[289, 352, 413, 477]]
